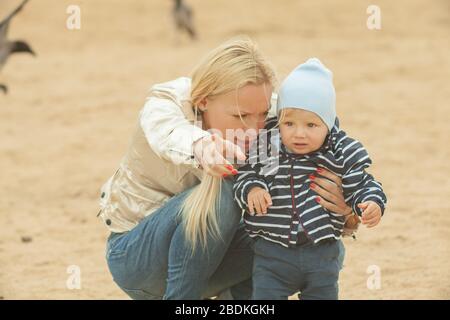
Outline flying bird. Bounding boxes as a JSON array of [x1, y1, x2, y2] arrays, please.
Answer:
[[172, 0, 197, 40], [0, 0, 35, 94]]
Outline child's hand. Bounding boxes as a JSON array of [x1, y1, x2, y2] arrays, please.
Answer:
[[358, 201, 382, 228], [247, 187, 272, 216]]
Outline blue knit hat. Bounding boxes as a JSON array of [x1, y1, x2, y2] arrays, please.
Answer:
[[277, 58, 336, 131]]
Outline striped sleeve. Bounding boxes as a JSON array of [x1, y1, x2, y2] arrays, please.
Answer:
[[233, 162, 270, 212], [340, 137, 387, 216]]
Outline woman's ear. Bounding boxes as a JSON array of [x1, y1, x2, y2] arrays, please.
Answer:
[[198, 98, 208, 112]]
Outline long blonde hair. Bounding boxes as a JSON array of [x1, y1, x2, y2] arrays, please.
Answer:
[[180, 36, 277, 251]]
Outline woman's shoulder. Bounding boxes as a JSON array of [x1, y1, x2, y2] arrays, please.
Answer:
[[141, 77, 194, 120], [150, 77, 191, 100]]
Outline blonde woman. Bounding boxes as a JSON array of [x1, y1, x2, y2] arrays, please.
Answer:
[[99, 37, 352, 299]]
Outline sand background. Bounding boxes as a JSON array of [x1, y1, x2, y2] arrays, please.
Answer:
[[0, 0, 449, 299]]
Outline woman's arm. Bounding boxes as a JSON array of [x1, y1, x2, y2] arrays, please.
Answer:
[[140, 95, 210, 167], [311, 168, 353, 216], [140, 77, 246, 176]]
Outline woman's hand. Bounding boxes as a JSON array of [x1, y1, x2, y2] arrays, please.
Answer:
[[310, 168, 352, 216], [193, 133, 246, 178]]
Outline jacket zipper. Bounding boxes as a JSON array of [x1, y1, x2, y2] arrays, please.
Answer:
[[288, 160, 312, 245]]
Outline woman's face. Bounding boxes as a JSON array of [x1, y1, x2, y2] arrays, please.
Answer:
[[200, 83, 273, 153]]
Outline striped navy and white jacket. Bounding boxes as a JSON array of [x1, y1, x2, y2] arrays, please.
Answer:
[[233, 117, 387, 248]]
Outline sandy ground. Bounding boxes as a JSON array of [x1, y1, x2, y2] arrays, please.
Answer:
[[0, 0, 449, 299]]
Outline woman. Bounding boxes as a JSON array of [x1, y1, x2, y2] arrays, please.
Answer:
[[99, 37, 351, 300]]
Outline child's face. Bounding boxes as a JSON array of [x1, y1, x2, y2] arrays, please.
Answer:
[[279, 108, 329, 155]]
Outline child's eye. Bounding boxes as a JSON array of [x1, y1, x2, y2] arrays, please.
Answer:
[[285, 121, 293, 126], [307, 123, 317, 128], [234, 114, 248, 118]]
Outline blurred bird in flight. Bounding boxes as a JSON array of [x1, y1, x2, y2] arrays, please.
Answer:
[[172, 0, 197, 41], [0, 0, 36, 94]]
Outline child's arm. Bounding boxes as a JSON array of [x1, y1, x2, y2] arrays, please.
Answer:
[[341, 139, 387, 227], [233, 162, 272, 216]]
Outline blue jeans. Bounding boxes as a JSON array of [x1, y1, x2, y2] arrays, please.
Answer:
[[252, 238, 346, 300], [105, 178, 254, 300]]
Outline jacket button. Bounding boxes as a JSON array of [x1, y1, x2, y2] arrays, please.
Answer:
[[106, 219, 111, 226], [101, 192, 105, 198]]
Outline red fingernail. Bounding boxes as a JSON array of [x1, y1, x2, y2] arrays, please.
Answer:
[[225, 165, 234, 171], [222, 173, 228, 178], [231, 170, 238, 175], [309, 174, 315, 180], [310, 183, 316, 189], [315, 197, 320, 203], [316, 168, 323, 173]]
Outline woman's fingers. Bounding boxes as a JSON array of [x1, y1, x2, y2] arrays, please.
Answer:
[[311, 182, 339, 205], [313, 175, 352, 216], [205, 164, 231, 177], [214, 163, 237, 178], [316, 168, 343, 188], [315, 196, 341, 213], [203, 151, 237, 177], [211, 133, 246, 163], [202, 165, 222, 177], [313, 176, 342, 197], [222, 137, 246, 162], [197, 134, 241, 176], [312, 183, 351, 215]]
